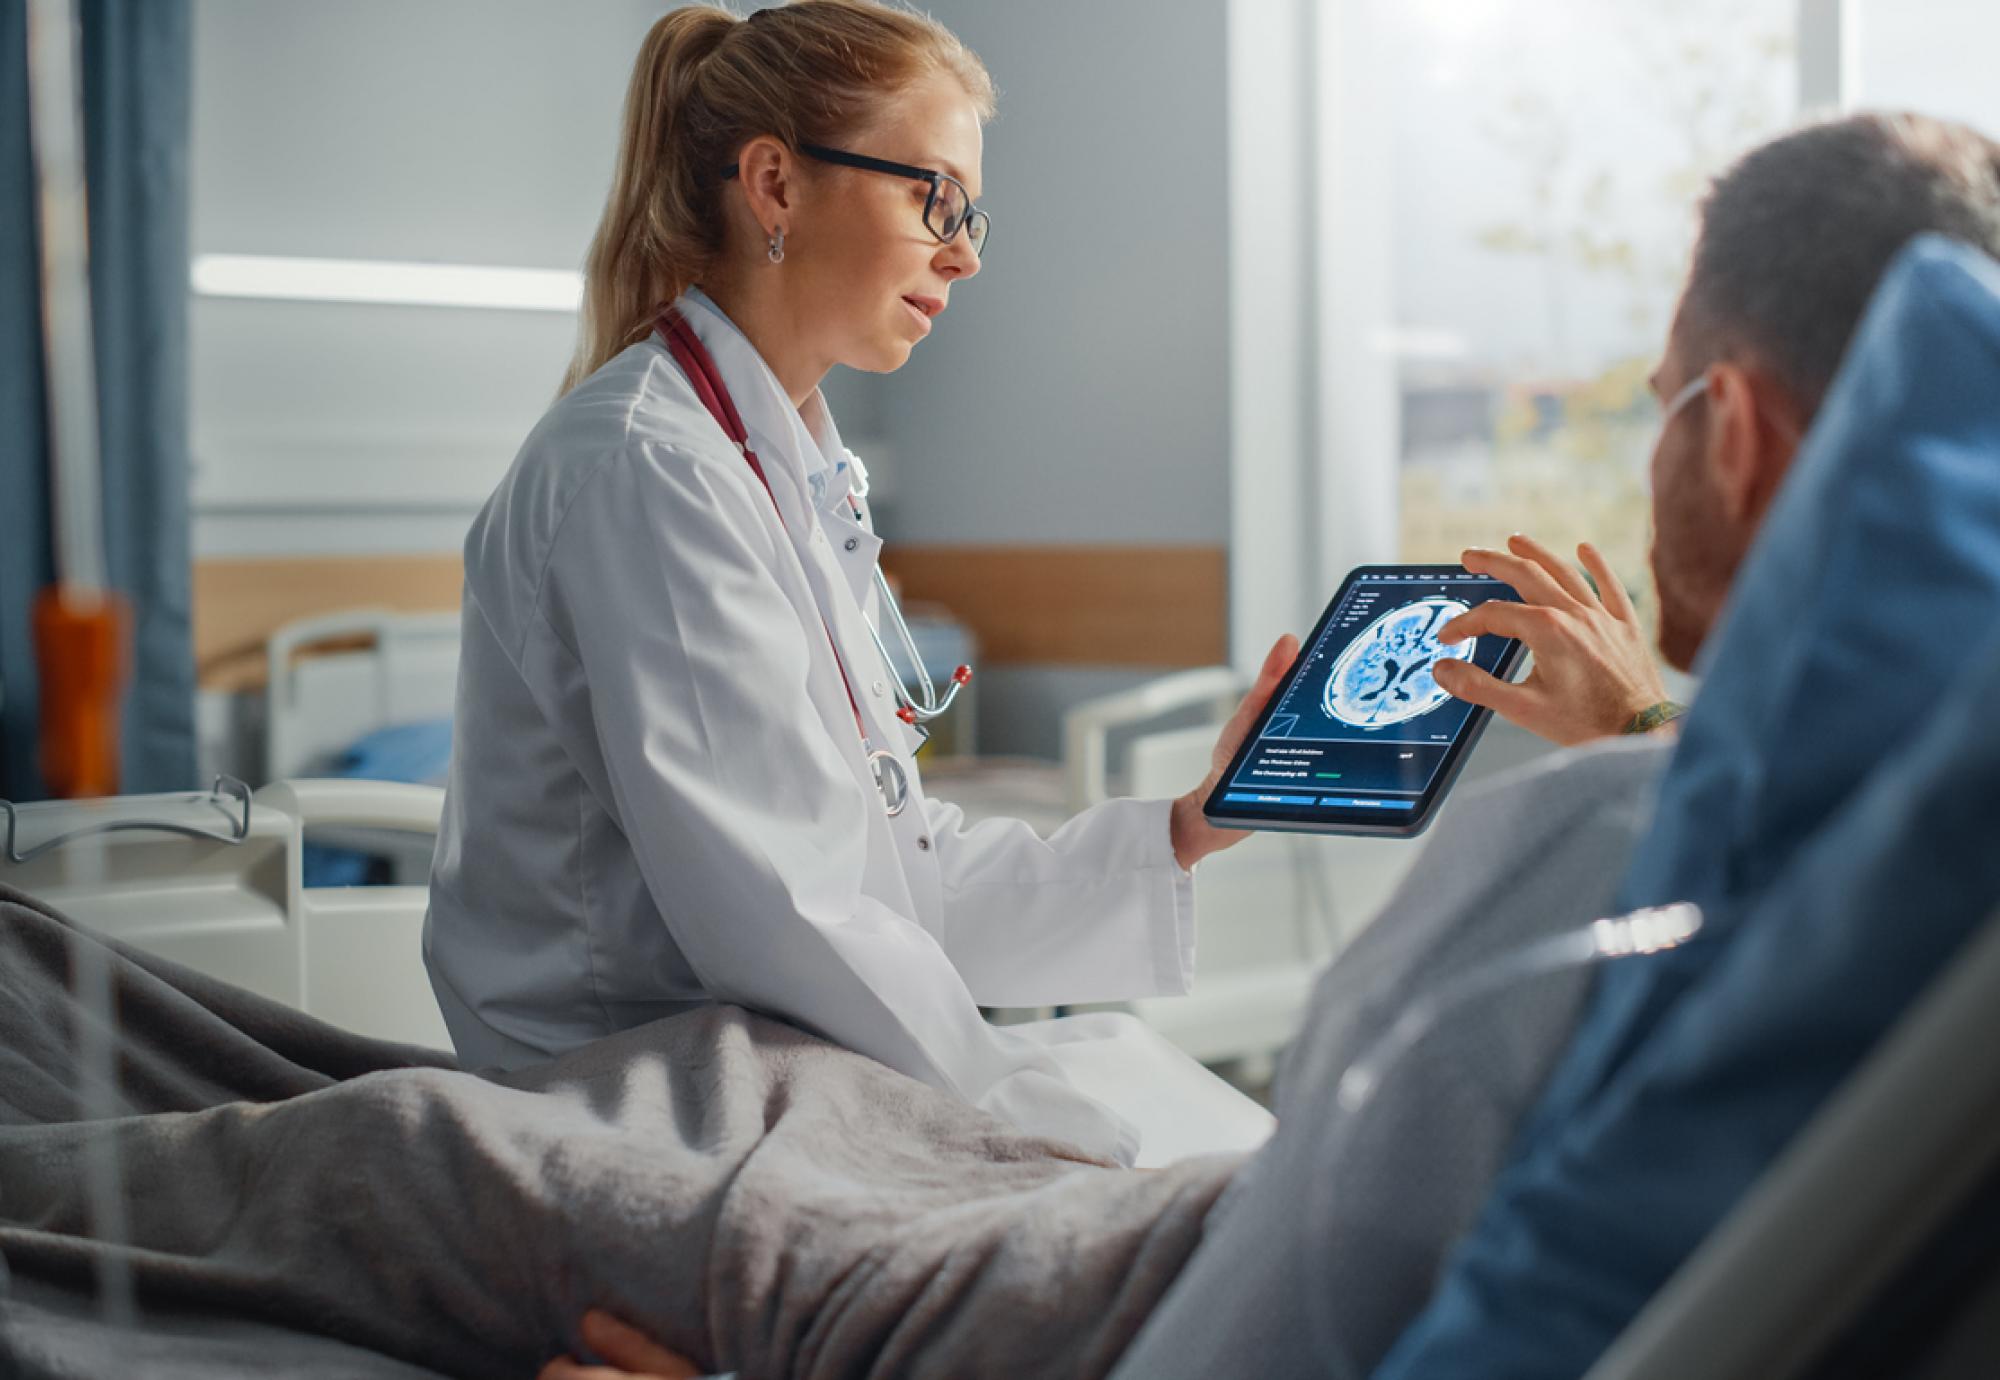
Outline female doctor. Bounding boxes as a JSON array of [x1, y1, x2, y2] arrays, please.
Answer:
[[423, 0, 1294, 1167]]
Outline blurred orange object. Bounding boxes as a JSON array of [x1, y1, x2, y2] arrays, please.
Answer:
[[33, 586, 131, 799]]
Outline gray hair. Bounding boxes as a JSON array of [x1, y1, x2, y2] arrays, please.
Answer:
[[1678, 111, 2000, 413]]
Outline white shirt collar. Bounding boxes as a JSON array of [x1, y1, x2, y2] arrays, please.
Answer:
[[675, 286, 857, 514]]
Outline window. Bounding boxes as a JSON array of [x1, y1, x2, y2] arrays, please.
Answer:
[[1382, 0, 1799, 626]]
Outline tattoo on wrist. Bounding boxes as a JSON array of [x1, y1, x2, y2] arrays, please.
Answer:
[[1622, 701, 1687, 735]]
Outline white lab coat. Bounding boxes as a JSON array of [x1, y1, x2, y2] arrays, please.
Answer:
[[424, 289, 1263, 1166]]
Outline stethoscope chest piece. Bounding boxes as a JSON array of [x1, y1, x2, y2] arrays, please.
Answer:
[[868, 748, 910, 818]]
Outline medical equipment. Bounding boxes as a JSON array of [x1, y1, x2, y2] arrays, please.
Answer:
[[656, 306, 971, 816], [1205, 565, 1527, 837], [844, 452, 976, 731]]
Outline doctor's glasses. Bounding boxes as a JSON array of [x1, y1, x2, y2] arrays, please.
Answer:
[[721, 145, 991, 257], [799, 144, 991, 258]]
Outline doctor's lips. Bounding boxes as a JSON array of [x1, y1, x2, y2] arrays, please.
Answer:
[[902, 294, 945, 331]]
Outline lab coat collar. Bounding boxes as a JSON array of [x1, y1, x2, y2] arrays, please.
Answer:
[[673, 289, 883, 673], [675, 288, 859, 518]]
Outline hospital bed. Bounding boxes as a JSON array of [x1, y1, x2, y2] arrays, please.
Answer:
[[262, 607, 462, 785], [7, 768, 1992, 1379], [257, 608, 461, 886], [0, 775, 453, 1049]]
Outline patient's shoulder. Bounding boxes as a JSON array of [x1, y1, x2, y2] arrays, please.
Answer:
[[1306, 737, 1672, 1044], [1466, 733, 1674, 814]]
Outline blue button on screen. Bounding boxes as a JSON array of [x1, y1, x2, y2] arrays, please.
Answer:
[[1228, 792, 1416, 811]]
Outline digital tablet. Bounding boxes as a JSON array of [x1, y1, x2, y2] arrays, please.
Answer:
[[1203, 565, 1527, 838]]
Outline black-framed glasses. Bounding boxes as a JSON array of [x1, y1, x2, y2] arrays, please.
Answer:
[[721, 144, 991, 258]]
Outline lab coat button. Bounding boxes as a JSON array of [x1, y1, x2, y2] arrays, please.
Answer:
[[916, 835, 931, 851], [872, 680, 886, 697], [844, 537, 859, 551]]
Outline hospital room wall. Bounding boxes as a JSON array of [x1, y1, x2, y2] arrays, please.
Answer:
[[190, 0, 691, 562], [187, 0, 694, 777], [862, 0, 1235, 758], [186, 0, 1226, 762]]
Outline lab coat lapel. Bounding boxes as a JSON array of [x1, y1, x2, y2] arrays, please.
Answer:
[[821, 504, 884, 609], [797, 396, 886, 610], [669, 292, 923, 822]]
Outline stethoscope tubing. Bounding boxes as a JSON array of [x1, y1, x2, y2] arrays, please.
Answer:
[[655, 306, 972, 812]]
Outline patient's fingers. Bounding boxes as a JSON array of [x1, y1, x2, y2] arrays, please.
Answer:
[[532, 1311, 705, 1380], [1460, 543, 1573, 609], [1430, 659, 1530, 717], [1576, 541, 1636, 621], [1437, 600, 1545, 648], [539, 1359, 648, 1380], [1506, 533, 1598, 604], [539, 1360, 645, 1380]]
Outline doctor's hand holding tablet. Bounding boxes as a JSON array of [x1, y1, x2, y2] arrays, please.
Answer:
[[1169, 633, 1302, 865]]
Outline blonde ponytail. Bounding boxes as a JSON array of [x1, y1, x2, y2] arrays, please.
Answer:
[[560, 1, 995, 396]]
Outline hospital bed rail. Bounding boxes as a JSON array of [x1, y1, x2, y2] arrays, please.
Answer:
[[0, 777, 451, 1049]]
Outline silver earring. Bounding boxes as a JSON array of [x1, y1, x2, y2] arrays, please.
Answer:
[[767, 229, 785, 264]]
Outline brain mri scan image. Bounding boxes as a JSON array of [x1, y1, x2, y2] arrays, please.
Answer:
[[1322, 598, 1478, 728]]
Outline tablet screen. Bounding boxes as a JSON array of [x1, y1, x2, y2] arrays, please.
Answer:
[[1207, 566, 1524, 835]]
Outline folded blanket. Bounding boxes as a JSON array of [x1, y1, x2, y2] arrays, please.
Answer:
[[0, 883, 1233, 1379]]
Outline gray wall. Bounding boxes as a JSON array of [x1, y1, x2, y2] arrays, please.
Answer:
[[864, 0, 1231, 549], [190, 0, 668, 555], [861, 0, 1233, 757]]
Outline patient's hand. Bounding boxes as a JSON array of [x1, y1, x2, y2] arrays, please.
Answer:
[[538, 1310, 703, 1380], [1170, 633, 1301, 870], [1432, 535, 1672, 747]]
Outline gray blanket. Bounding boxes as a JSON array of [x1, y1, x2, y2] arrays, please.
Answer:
[[0, 883, 1233, 1379]]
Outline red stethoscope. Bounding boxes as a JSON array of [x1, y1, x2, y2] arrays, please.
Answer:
[[656, 307, 972, 817]]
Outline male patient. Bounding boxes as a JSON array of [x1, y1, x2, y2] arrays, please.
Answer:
[[541, 110, 2000, 1380]]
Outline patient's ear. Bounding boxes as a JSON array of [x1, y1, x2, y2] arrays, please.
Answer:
[[1706, 362, 1793, 527]]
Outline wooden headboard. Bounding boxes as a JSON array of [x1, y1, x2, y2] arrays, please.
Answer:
[[194, 555, 464, 693]]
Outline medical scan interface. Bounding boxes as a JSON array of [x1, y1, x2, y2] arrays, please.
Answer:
[[1222, 572, 1520, 814]]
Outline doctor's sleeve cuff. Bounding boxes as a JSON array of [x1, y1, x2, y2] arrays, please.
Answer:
[[1144, 796, 1199, 996]]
